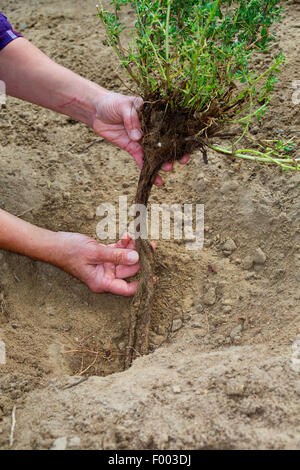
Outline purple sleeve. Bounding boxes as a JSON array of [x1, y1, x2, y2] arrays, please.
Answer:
[[0, 12, 23, 51]]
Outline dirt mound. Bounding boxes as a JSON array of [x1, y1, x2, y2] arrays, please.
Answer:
[[3, 342, 300, 450]]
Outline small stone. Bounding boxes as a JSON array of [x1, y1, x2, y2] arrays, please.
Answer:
[[1, 262, 9, 273], [244, 272, 256, 280], [172, 319, 183, 332], [253, 248, 266, 265], [86, 209, 95, 221], [118, 341, 126, 351], [225, 381, 246, 397], [220, 181, 239, 194], [230, 324, 243, 339], [68, 436, 81, 448], [63, 192, 71, 200], [191, 314, 203, 329], [242, 256, 253, 270], [51, 437, 67, 451], [196, 303, 204, 313], [0, 426, 3, 434], [294, 290, 300, 301], [0, 340, 6, 365], [223, 306, 232, 314], [149, 332, 165, 347], [172, 385, 181, 394], [223, 239, 237, 253], [203, 287, 216, 306], [233, 335, 241, 342], [222, 298, 234, 306], [157, 325, 165, 336], [11, 323, 18, 329], [182, 311, 191, 322], [196, 179, 207, 192]]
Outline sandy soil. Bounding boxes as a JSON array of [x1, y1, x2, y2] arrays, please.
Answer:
[[0, 0, 299, 450]]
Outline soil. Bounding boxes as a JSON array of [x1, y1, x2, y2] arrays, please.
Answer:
[[0, 0, 299, 450]]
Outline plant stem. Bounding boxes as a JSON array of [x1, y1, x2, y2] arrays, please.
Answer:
[[209, 145, 299, 171], [165, 0, 172, 90], [165, 0, 171, 62], [198, 0, 221, 49], [225, 60, 280, 109], [222, 104, 268, 124], [135, 1, 167, 84]]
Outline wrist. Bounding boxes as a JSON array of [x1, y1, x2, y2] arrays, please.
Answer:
[[20, 225, 62, 267], [61, 82, 110, 129]]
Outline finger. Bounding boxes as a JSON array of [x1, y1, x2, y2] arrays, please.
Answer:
[[150, 241, 157, 250], [120, 232, 131, 248], [123, 97, 143, 142], [116, 263, 140, 279], [161, 162, 173, 172], [120, 238, 152, 252], [154, 175, 163, 186], [103, 261, 116, 279], [125, 140, 144, 169], [105, 279, 139, 296], [125, 237, 137, 251], [179, 154, 190, 165], [96, 246, 139, 265], [110, 232, 131, 249], [107, 234, 136, 250]]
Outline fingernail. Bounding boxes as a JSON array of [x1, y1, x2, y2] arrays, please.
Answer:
[[131, 129, 142, 141], [128, 251, 139, 264], [161, 163, 170, 171], [180, 154, 190, 164]]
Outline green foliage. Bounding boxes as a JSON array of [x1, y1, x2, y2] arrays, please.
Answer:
[[98, 1, 283, 107], [98, 1, 299, 171]]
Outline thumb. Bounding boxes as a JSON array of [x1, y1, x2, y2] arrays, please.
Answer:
[[97, 246, 139, 265]]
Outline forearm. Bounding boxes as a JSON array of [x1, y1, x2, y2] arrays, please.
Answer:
[[0, 38, 107, 127], [0, 208, 60, 265]]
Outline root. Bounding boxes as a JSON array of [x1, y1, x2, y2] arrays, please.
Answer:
[[63, 335, 125, 376], [9, 405, 16, 448], [124, 239, 155, 369], [0, 288, 7, 317], [124, 98, 217, 369]]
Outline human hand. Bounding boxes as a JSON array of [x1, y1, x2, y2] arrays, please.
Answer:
[[55, 231, 142, 296], [92, 90, 190, 186]]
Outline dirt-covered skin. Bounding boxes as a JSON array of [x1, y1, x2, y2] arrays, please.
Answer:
[[0, 0, 299, 450]]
